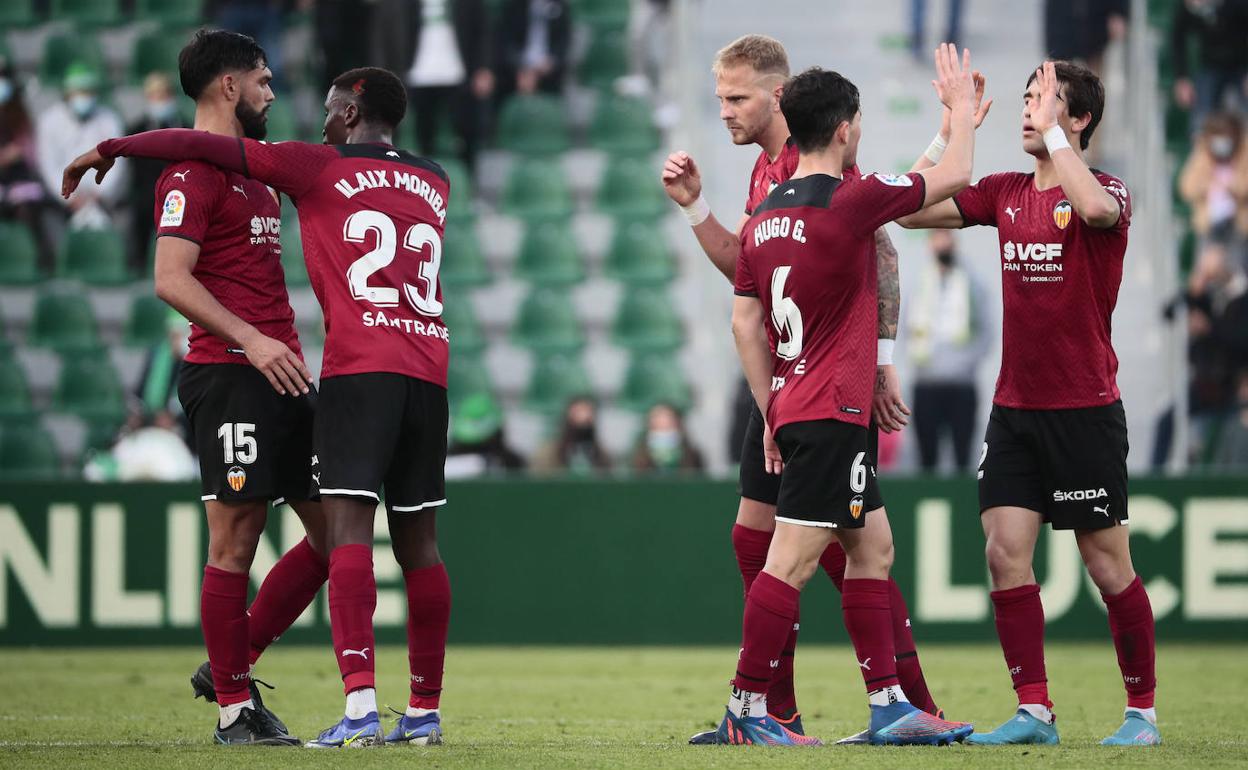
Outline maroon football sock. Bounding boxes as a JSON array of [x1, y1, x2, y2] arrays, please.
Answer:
[[732, 571, 799, 696], [888, 578, 938, 713], [328, 544, 377, 693], [818, 542, 846, 592], [842, 578, 900, 693], [404, 563, 451, 710], [991, 583, 1051, 708], [201, 565, 251, 706], [731, 524, 772, 596], [767, 604, 799, 718], [247, 537, 327, 666], [1103, 576, 1156, 710]]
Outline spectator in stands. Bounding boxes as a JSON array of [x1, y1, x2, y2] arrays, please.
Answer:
[[445, 393, 526, 477], [1213, 368, 1248, 468], [630, 402, 704, 474], [532, 395, 612, 475], [126, 73, 186, 273], [125, 309, 190, 441], [909, 0, 964, 61], [495, 0, 570, 100], [36, 63, 127, 231], [905, 230, 991, 473], [1171, 0, 1248, 133], [210, 0, 289, 87], [1183, 249, 1248, 463], [1044, 0, 1127, 76], [1179, 112, 1248, 269], [319, 0, 376, 88], [0, 57, 51, 270]]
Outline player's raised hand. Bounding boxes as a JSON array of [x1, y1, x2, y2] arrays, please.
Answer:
[[872, 365, 911, 433], [762, 421, 783, 475], [938, 70, 994, 138], [242, 331, 313, 396], [661, 151, 703, 207], [1030, 61, 1061, 135], [932, 43, 975, 111], [61, 146, 115, 198]]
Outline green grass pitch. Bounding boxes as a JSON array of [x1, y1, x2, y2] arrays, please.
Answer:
[[1, 643, 1244, 768]]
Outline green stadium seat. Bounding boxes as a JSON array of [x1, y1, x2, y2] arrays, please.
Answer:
[[572, 0, 631, 27], [447, 355, 494, 410], [29, 288, 100, 353], [604, 220, 676, 285], [440, 221, 492, 289], [502, 159, 574, 222], [497, 95, 570, 155], [511, 288, 585, 354], [617, 353, 692, 412], [124, 294, 170, 349], [611, 287, 683, 352], [514, 222, 585, 286], [435, 158, 477, 225], [129, 29, 187, 84], [590, 95, 659, 155], [40, 34, 107, 89], [264, 99, 301, 142], [58, 227, 130, 285], [441, 295, 487, 356], [598, 156, 668, 220], [0, 0, 38, 26], [577, 29, 630, 90], [135, 0, 203, 28], [523, 353, 593, 414], [0, 424, 59, 481], [54, 354, 126, 423], [50, 0, 122, 27], [0, 362, 35, 423], [0, 221, 42, 284], [280, 216, 309, 286]]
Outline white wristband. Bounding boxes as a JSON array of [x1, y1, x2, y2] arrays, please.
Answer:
[[681, 195, 711, 227], [1042, 124, 1071, 154], [877, 339, 895, 366], [923, 132, 948, 164]]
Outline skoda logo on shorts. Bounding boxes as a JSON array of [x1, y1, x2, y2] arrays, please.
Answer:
[[849, 495, 864, 520], [227, 466, 247, 492]]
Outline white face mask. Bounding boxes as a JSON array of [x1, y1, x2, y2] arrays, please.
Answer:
[[1209, 135, 1235, 160], [68, 93, 97, 119], [146, 99, 177, 123]]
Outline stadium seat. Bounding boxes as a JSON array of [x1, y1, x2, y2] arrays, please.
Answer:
[[523, 353, 593, 414], [0, 362, 35, 423], [589, 95, 660, 155], [124, 294, 170, 349], [0, 0, 38, 26], [447, 355, 494, 409], [496, 95, 570, 155], [58, 227, 130, 285], [572, 0, 631, 27], [50, 0, 122, 27], [0, 221, 42, 284], [29, 288, 100, 353], [502, 159, 574, 222], [40, 34, 107, 89], [577, 29, 630, 90], [598, 156, 669, 220], [53, 354, 127, 423], [135, 0, 203, 28], [280, 217, 309, 286], [617, 353, 692, 412], [436, 158, 478, 225], [604, 220, 676, 285], [440, 221, 492, 289], [611, 287, 684, 352], [0, 424, 59, 481], [264, 99, 301, 142], [514, 222, 585, 286], [129, 30, 186, 84], [441, 295, 487, 356], [511, 288, 585, 354]]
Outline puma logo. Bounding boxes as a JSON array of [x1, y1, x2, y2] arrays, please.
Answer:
[[341, 647, 369, 660], [232, 184, 248, 198], [173, 170, 191, 181], [859, 658, 871, 670], [1094, 504, 1110, 516], [1005, 206, 1021, 222]]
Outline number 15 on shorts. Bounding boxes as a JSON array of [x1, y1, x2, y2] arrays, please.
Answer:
[[218, 422, 257, 464]]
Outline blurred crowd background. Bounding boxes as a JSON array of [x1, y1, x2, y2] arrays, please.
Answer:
[[0, 0, 1244, 482]]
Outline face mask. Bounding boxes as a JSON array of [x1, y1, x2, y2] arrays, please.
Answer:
[[68, 93, 96, 119], [146, 99, 177, 123], [647, 429, 682, 465], [936, 249, 956, 267], [0, 79, 12, 105], [1209, 135, 1234, 160]]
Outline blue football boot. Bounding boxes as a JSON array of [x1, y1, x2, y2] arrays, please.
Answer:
[[1100, 711, 1161, 746], [966, 708, 1059, 745], [690, 710, 808, 745], [710, 708, 823, 746], [385, 709, 444, 746], [867, 702, 974, 746], [304, 712, 384, 748]]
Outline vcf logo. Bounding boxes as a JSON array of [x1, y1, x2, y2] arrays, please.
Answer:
[[1053, 200, 1072, 229]]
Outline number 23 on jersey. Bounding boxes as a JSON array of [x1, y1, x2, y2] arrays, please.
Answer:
[[343, 209, 443, 316]]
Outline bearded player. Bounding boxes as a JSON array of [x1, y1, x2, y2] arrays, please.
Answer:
[[66, 67, 455, 748], [897, 60, 1159, 747], [715, 46, 978, 746]]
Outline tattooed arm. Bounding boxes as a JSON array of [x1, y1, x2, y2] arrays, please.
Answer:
[[873, 226, 911, 433]]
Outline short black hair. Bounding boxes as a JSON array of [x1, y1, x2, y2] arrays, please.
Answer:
[[780, 67, 860, 154], [1027, 61, 1104, 150], [178, 28, 267, 100], [332, 67, 407, 129]]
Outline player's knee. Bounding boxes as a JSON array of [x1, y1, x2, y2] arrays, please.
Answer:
[[984, 538, 1030, 587], [763, 552, 820, 591], [1083, 550, 1134, 595], [207, 534, 260, 572], [736, 498, 777, 531]]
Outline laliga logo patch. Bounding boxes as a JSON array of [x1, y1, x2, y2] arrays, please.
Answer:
[[1053, 200, 1072, 230], [160, 190, 186, 227], [849, 494, 864, 520], [227, 466, 247, 492], [873, 173, 913, 187]]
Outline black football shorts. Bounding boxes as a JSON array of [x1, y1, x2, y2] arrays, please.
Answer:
[[978, 400, 1129, 530], [771, 418, 885, 529], [178, 362, 316, 505], [314, 372, 448, 512]]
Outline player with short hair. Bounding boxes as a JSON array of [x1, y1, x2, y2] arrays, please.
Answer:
[[897, 60, 1159, 747], [112, 28, 330, 746], [663, 33, 959, 744], [65, 66, 454, 749], [714, 46, 979, 747]]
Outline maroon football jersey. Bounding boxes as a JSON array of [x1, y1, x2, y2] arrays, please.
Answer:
[[154, 161, 301, 366], [745, 139, 862, 215], [735, 171, 926, 431], [953, 170, 1130, 409], [232, 140, 451, 387]]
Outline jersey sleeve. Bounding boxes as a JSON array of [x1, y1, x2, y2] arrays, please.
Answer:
[[845, 171, 927, 232], [952, 173, 1004, 227], [734, 232, 758, 297], [1099, 173, 1132, 230], [238, 139, 338, 199], [153, 163, 220, 244]]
